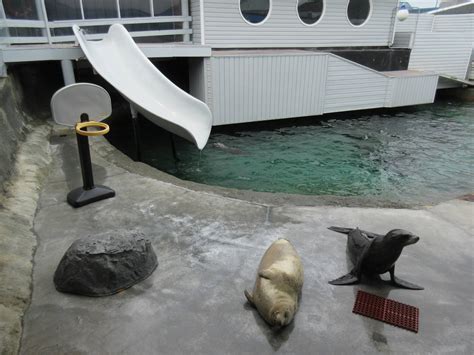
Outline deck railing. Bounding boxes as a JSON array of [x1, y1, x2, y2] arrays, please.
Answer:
[[0, 0, 191, 45]]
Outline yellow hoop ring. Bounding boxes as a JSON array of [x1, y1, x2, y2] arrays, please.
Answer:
[[75, 121, 110, 137]]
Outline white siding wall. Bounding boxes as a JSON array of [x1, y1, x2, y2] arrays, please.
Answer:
[[392, 32, 412, 47], [385, 75, 438, 107], [190, 0, 202, 44], [409, 31, 473, 78], [432, 14, 474, 34], [192, 52, 438, 126], [394, 14, 434, 33], [208, 53, 327, 125], [323, 56, 387, 113], [201, 0, 398, 48]]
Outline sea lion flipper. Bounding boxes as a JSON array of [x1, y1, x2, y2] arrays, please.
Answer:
[[329, 230, 371, 286], [328, 226, 353, 235], [389, 266, 424, 290], [328, 272, 359, 285], [391, 276, 424, 290], [244, 290, 255, 306], [259, 269, 302, 290]]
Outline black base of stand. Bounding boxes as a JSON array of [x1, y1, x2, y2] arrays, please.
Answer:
[[67, 185, 115, 208]]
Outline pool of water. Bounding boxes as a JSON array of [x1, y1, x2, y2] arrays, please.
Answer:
[[108, 100, 473, 204]]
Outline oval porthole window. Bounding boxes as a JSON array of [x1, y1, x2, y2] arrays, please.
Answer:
[[297, 0, 324, 26], [240, 0, 271, 25], [347, 0, 371, 26]]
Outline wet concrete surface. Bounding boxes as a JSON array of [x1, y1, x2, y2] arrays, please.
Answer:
[[20, 134, 473, 354]]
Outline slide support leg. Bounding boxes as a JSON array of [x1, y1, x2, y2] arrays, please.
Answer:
[[169, 132, 179, 163], [130, 104, 142, 162]]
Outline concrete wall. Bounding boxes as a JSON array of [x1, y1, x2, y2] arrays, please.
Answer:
[[0, 75, 32, 191], [199, 0, 399, 48]]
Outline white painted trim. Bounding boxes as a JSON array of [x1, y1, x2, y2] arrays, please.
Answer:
[[1, 44, 211, 63], [295, 0, 325, 27], [47, 16, 191, 28], [0, 19, 45, 28], [200, 0, 205, 45], [429, 2, 474, 14], [238, 0, 272, 26], [346, 0, 373, 28]]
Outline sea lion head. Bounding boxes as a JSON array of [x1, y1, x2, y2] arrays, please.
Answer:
[[385, 229, 419, 247], [268, 302, 295, 327]]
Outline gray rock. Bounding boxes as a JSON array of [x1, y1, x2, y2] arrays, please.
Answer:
[[54, 232, 158, 296]]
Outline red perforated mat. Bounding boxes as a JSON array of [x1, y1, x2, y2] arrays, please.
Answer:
[[353, 290, 419, 333]]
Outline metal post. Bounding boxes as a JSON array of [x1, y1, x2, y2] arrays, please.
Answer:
[[389, 6, 398, 47], [79, 0, 85, 20], [199, 0, 205, 45], [37, 0, 52, 44], [68, 115, 115, 207], [0, 1, 6, 78], [130, 104, 142, 162], [412, 8, 421, 49], [75, 113, 94, 190], [181, 0, 190, 42], [169, 132, 179, 162], [0, 2, 6, 19], [115, 0, 121, 18], [61, 59, 76, 86], [0, 58, 7, 77], [150, 0, 154, 16], [0, 0, 7, 37], [76, 132, 95, 190]]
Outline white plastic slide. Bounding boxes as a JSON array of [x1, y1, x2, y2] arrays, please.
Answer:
[[73, 24, 212, 150]]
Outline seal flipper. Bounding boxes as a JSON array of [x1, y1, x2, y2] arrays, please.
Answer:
[[328, 226, 382, 239], [328, 226, 353, 235], [389, 266, 424, 290], [258, 269, 276, 280], [329, 271, 359, 285], [329, 233, 373, 286], [259, 269, 302, 290], [244, 290, 255, 306]]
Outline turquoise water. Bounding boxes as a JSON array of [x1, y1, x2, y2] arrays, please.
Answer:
[[111, 100, 474, 204]]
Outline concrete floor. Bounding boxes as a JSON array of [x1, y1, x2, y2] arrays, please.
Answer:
[[19, 133, 473, 354]]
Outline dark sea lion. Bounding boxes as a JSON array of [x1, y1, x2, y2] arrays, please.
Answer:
[[245, 239, 304, 327], [328, 227, 423, 290]]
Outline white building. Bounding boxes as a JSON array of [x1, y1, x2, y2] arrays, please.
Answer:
[[0, 0, 472, 126]]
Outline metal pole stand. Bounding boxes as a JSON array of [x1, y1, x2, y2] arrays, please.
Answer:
[[130, 104, 142, 162], [67, 114, 115, 208]]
